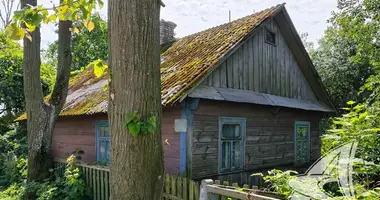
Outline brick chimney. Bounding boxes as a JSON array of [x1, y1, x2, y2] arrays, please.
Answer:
[[160, 19, 177, 44]]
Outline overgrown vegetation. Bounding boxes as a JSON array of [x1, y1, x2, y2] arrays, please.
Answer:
[[0, 155, 89, 200]]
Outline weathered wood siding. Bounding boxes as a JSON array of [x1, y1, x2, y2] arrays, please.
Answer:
[[52, 115, 105, 163], [52, 107, 182, 173], [191, 99, 323, 179], [203, 19, 316, 101], [161, 106, 182, 173]]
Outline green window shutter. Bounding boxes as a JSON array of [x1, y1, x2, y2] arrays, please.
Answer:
[[294, 121, 310, 165]]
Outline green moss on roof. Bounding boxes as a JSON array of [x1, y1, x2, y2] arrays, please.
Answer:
[[16, 3, 284, 120]]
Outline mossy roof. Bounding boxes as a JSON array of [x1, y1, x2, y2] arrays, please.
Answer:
[[16, 4, 284, 120]]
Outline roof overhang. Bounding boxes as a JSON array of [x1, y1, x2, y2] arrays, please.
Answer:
[[188, 85, 334, 113]]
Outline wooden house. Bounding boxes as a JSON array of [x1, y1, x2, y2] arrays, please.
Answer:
[[17, 4, 335, 182]]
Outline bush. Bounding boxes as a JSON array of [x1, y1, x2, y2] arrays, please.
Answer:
[[252, 169, 298, 198], [0, 184, 24, 200]]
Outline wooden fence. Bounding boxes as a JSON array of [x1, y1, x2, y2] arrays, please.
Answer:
[[199, 179, 283, 200], [54, 160, 200, 200]]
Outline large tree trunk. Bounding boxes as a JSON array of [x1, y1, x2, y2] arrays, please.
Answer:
[[108, 0, 164, 199], [22, 0, 72, 198]]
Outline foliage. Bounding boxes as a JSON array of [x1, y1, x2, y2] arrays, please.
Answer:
[[0, 31, 55, 133], [5, 0, 104, 40], [252, 169, 298, 198], [32, 155, 87, 200], [1, 155, 89, 200], [44, 14, 108, 72], [91, 59, 108, 78], [123, 112, 157, 136], [0, 183, 24, 200], [0, 155, 27, 188]]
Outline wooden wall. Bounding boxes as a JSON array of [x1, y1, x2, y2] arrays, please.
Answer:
[[161, 106, 182, 173], [52, 115, 104, 164], [202, 19, 317, 101], [191, 99, 323, 179], [52, 106, 182, 174]]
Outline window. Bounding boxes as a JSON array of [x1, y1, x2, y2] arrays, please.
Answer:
[[265, 29, 276, 46], [218, 117, 246, 173], [294, 121, 310, 165], [96, 122, 110, 164]]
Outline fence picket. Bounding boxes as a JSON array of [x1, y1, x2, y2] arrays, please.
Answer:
[[183, 177, 188, 200], [53, 160, 200, 200], [189, 179, 194, 200], [171, 175, 177, 197], [105, 170, 109, 200], [177, 176, 182, 198]]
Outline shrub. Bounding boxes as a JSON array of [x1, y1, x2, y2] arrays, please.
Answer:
[[252, 169, 298, 198]]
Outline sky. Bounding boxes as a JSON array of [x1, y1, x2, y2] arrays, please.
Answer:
[[9, 0, 338, 49]]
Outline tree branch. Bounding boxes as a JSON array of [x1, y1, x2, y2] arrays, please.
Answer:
[[49, 15, 72, 118]]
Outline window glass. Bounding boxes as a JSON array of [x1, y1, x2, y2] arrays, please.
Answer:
[[231, 141, 241, 169], [100, 126, 109, 137], [222, 124, 240, 138], [219, 118, 245, 172], [97, 122, 110, 164], [99, 140, 106, 161], [221, 141, 231, 170]]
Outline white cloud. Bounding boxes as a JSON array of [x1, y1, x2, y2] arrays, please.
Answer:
[[10, 0, 337, 48]]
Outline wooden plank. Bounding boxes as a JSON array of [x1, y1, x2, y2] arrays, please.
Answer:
[[165, 174, 170, 198], [206, 185, 278, 200], [189, 179, 194, 200], [171, 175, 177, 197], [248, 36, 254, 91], [212, 66, 221, 88], [227, 57, 233, 88], [220, 62, 227, 88], [100, 170, 104, 200], [243, 43, 249, 90], [105, 171, 109, 200], [92, 168, 96, 200], [232, 53, 239, 89], [183, 177, 188, 200], [253, 33, 260, 92], [177, 176, 182, 198], [194, 181, 200, 200], [97, 168, 100, 200]]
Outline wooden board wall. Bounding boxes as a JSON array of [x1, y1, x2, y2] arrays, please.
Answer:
[[202, 19, 317, 101], [52, 106, 182, 174], [191, 99, 323, 179]]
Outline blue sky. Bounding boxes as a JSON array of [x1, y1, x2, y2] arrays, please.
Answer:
[[37, 0, 337, 48]]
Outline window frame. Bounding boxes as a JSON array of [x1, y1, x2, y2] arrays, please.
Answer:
[[96, 121, 110, 164], [294, 121, 310, 165], [265, 28, 277, 46], [218, 117, 246, 173]]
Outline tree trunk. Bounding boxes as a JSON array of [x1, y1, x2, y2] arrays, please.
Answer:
[[22, 0, 72, 198], [108, 0, 164, 199]]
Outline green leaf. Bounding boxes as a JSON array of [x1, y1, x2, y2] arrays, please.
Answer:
[[25, 22, 36, 32], [124, 112, 137, 126], [347, 100, 356, 105], [128, 122, 141, 136], [92, 59, 107, 78], [97, 0, 104, 8], [5, 23, 25, 40], [87, 21, 95, 32]]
